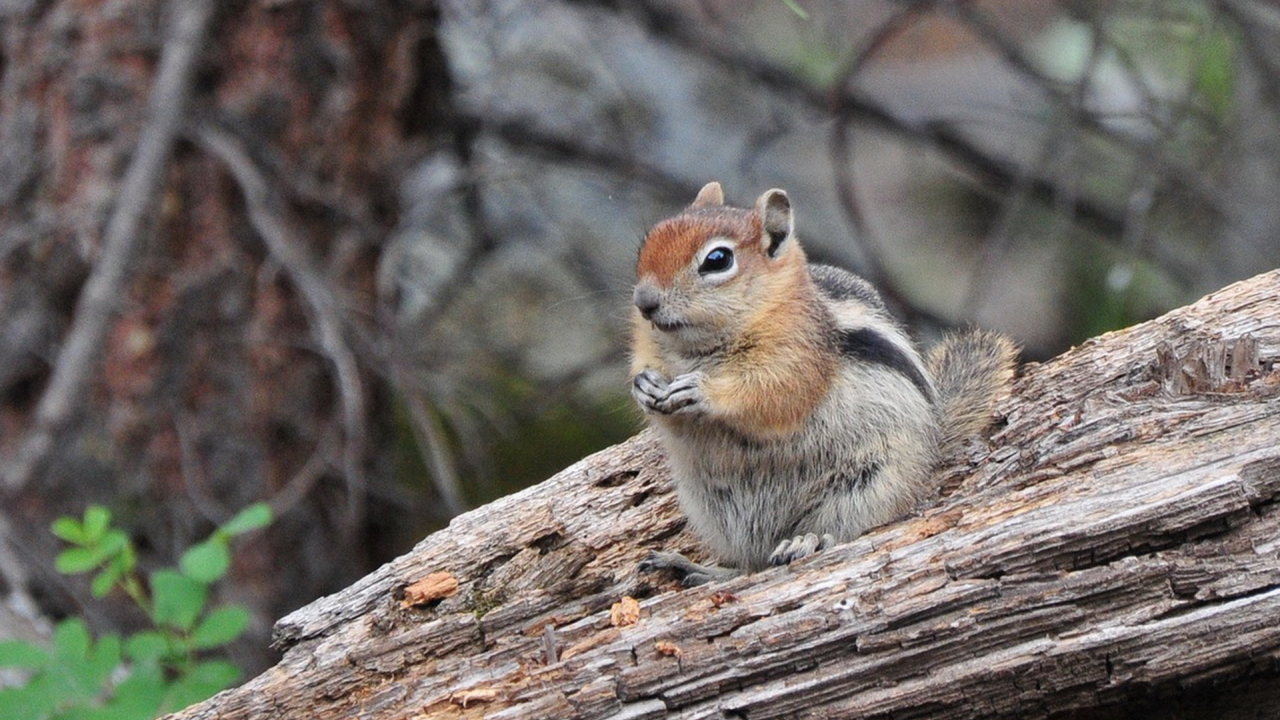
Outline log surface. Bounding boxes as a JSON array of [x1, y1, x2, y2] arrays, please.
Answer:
[[171, 270, 1280, 719]]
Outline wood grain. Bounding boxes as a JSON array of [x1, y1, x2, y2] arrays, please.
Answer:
[[171, 270, 1280, 719]]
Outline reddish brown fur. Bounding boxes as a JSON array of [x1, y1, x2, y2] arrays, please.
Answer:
[[701, 262, 837, 438], [637, 208, 761, 282], [633, 199, 837, 439]]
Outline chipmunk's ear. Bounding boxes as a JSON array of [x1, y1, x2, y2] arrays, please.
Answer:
[[691, 181, 724, 208], [756, 189, 793, 258]]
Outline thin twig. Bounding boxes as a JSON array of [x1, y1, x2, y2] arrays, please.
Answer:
[[267, 423, 339, 519], [0, 513, 49, 640], [961, 6, 1114, 317], [960, 124, 1067, 318], [1217, 0, 1280, 113], [397, 373, 469, 518], [833, 0, 937, 85], [827, 123, 878, 286], [471, 113, 702, 204], [193, 121, 369, 533], [824, 2, 937, 303], [175, 413, 229, 525], [2, 0, 216, 492]]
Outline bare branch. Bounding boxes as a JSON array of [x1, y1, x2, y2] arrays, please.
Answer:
[[267, 423, 339, 520], [827, 125, 880, 289], [833, 0, 938, 84], [397, 372, 469, 518], [175, 413, 229, 525], [1218, 0, 1280, 114], [0, 513, 48, 639], [2, 0, 216, 492], [193, 122, 369, 532], [471, 113, 703, 204], [821, 4, 934, 292]]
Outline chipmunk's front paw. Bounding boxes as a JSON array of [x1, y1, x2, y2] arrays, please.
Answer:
[[632, 369, 671, 415], [769, 533, 835, 566], [660, 372, 707, 415], [632, 370, 707, 416]]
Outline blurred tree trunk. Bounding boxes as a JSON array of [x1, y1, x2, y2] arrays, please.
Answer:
[[0, 0, 448, 668], [168, 270, 1280, 719]]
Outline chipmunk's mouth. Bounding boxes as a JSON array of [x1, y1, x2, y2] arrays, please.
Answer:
[[649, 318, 687, 333]]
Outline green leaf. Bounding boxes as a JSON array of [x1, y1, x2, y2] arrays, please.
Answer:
[[56, 547, 101, 575], [150, 570, 207, 631], [57, 530, 129, 577], [0, 683, 59, 720], [190, 606, 250, 650], [123, 632, 170, 663], [96, 663, 166, 720], [46, 630, 120, 710], [0, 688, 24, 720], [91, 558, 126, 599], [53, 619, 91, 661], [96, 530, 129, 559], [91, 568, 116, 598], [82, 506, 112, 545], [85, 633, 122, 681], [49, 641, 104, 706], [24, 673, 68, 717], [218, 503, 272, 537], [179, 541, 230, 584], [0, 639, 49, 669], [161, 660, 240, 713], [51, 517, 86, 544]]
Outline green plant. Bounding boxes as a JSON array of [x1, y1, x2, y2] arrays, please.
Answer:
[[0, 503, 272, 720]]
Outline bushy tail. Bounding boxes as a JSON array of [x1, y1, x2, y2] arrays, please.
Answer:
[[926, 329, 1018, 459]]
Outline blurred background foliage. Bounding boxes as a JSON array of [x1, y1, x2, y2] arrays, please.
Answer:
[[0, 0, 1276, 678]]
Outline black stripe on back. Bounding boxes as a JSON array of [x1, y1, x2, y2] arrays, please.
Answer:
[[809, 265, 886, 310], [836, 328, 933, 403]]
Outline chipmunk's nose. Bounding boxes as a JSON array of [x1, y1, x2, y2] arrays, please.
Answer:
[[633, 283, 661, 320]]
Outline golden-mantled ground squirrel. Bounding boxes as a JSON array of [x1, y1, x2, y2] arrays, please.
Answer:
[[631, 182, 1017, 585]]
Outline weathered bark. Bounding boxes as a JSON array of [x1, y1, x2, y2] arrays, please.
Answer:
[[173, 269, 1280, 719]]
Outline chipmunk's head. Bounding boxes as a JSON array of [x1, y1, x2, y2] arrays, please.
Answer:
[[634, 182, 808, 354]]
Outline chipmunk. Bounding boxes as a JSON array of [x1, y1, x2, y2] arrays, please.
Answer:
[[631, 182, 1017, 585]]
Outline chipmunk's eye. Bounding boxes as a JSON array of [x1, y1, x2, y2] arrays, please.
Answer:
[[698, 247, 734, 275]]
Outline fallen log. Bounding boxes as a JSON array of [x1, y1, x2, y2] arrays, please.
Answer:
[[171, 269, 1280, 719]]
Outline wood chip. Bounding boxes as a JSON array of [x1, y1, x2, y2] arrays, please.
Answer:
[[400, 571, 459, 608], [449, 688, 497, 708], [610, 596, 641, 626], [710, 590, 738, 608], [654, 640, 682, 657]]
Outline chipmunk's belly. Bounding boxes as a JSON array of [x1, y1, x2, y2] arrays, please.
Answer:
[[659, 375, 936, 570], [661, 425, 841, 570]]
